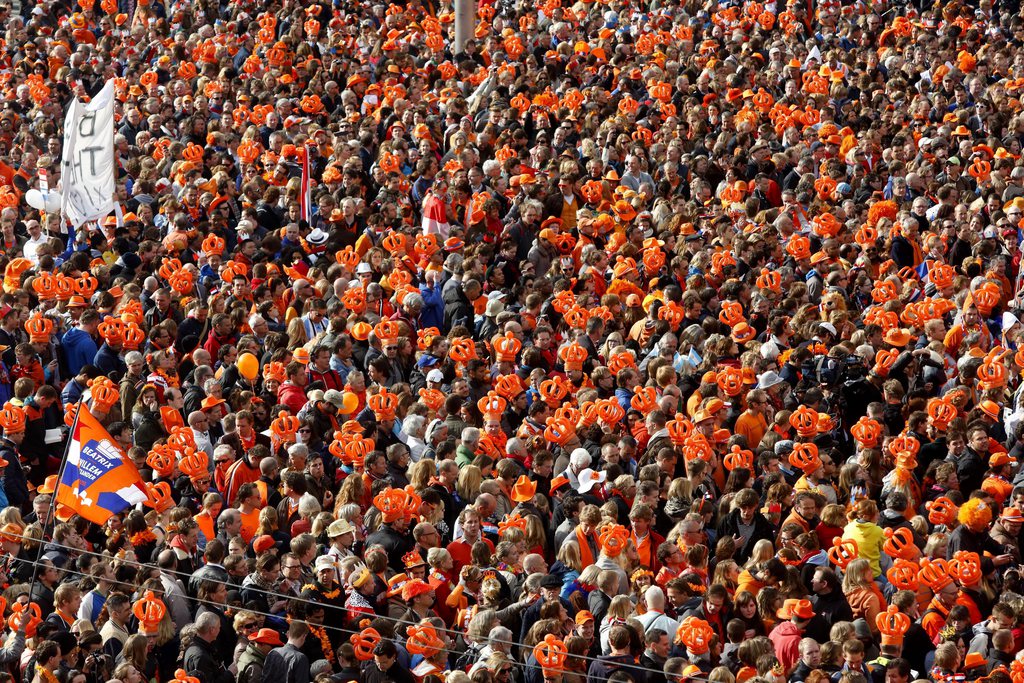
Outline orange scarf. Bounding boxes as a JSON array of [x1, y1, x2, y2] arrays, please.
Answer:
[[576, 526, 595, 566]]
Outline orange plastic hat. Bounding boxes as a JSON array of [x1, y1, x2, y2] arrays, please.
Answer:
[[351, 628, 381, 661], [534, 634, 568, 676], [827, 537, 858, 570], [882, 527, 919, 561], [926, 497, 958, 527], [876, 605, 910, 646]]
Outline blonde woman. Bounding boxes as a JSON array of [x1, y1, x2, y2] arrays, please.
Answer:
[[842, 558, 883, 634], [524, 515, 546, 556], [598, 595, 633, 654], [457, 465, 483, 502], [408, 460, 434, 492]]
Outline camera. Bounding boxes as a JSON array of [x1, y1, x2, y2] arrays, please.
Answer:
[[802, 354, 867, 388]]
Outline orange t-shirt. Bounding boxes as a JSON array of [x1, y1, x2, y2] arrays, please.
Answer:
[[734, 411, 768, 450], [239, 508, 260, 543]]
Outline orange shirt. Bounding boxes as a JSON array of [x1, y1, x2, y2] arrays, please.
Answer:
[[239, 508, 260, 543], [735, 411, 768, 450]]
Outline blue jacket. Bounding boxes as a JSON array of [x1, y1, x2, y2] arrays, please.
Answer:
[[61, 378, 87, 405], [419, 283, 445, 330], [94, 343, 127, 379], [61, 327, 98, 377]]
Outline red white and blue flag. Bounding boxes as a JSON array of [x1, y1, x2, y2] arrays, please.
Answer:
[[56, 404, 148, 525]]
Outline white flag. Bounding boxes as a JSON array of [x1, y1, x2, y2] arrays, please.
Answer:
[[61, 80, 117, 229]]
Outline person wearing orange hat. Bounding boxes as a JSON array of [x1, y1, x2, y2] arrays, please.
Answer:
[[982, 452, 1017, 505], [0, 401, 28, 511], [990, 508, 1023, 565]]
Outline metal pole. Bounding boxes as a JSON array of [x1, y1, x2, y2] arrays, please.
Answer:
[[26, 401, 81, 606], [453, 0, 475, 55]]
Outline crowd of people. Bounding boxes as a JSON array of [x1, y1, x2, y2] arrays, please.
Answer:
[[0, 0, 1021, 681]]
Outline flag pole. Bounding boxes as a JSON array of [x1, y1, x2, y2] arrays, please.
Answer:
[[25, 399, 82, 601]]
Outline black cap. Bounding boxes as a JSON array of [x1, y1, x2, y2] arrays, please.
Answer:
[[540, 575, 562, 589]]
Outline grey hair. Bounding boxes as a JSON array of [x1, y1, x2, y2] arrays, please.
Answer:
[[297, 493, 321, 519], [337, 503, 361, 523], [404, 415, 427, 438], [124, 351, 144, 365], [196, 611, 219, 635]]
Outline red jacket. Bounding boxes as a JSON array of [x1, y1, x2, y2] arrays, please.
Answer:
[[277, 382, 307, 414]]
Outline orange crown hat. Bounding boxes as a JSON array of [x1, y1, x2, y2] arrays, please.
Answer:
[[478, 392, 507, 420], [351, 628, 381, 661], [8, 602, 41, 639], [495, 374, 525, 401], [262, 361, 286, 383], [789, 405, 820, 438], [418, 389, 445, 412], [538, 377, 571, 407], [368, 388, 399, 420], [24, 313, 53, 343], [270, 412, 300, 443], [926, 496, 958, 527], [535, 635, 568, 677], [789, 442, 821, 475], [675, 616, 715, 654], [448, 337, 477, 363], [949, 550, 982, 586], [886, 558, 920, 592], [850, 417, 882, 448], [405, 621, 445, 659], [876, 605, 910, 646], [493, 332, 522, 363], [498, 512, 528, 535], [374, 488, 407, 524], [927, 397, 957, 431], [143, 481, 174, 513], [827, 537, 858, 570], [168, 426, 197, 451], [559, 341, 589, 372], [88, 377, 120, 414], [607, 350, 636, 374], [133, 591, 167, 635], [510, 475, 537, 503], [545, 416, 576, 446], [0, 403, 26, 434], [598, 524, 630, 557], [177, 449, 210, 481], [723, 445, 754, 471], [631, 386, 658, 414], [403, 550, 427, 569], [882, 527, 919, 561], [145, 446, 175, 478], [918, 558, 953, 591]]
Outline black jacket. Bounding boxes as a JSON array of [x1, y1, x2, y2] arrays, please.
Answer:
[[717, 508, 776, 564], [359, 660, 414, 683], [587, 653, 646, 683], [442, 285, 474, 333], [261, 643, 309, 683], [366, 523, 414, 571], [195, 605, 235, 660], [810, 589, 853, 629], [0, 438, 28, 509], [183, 637, 233, 683]]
